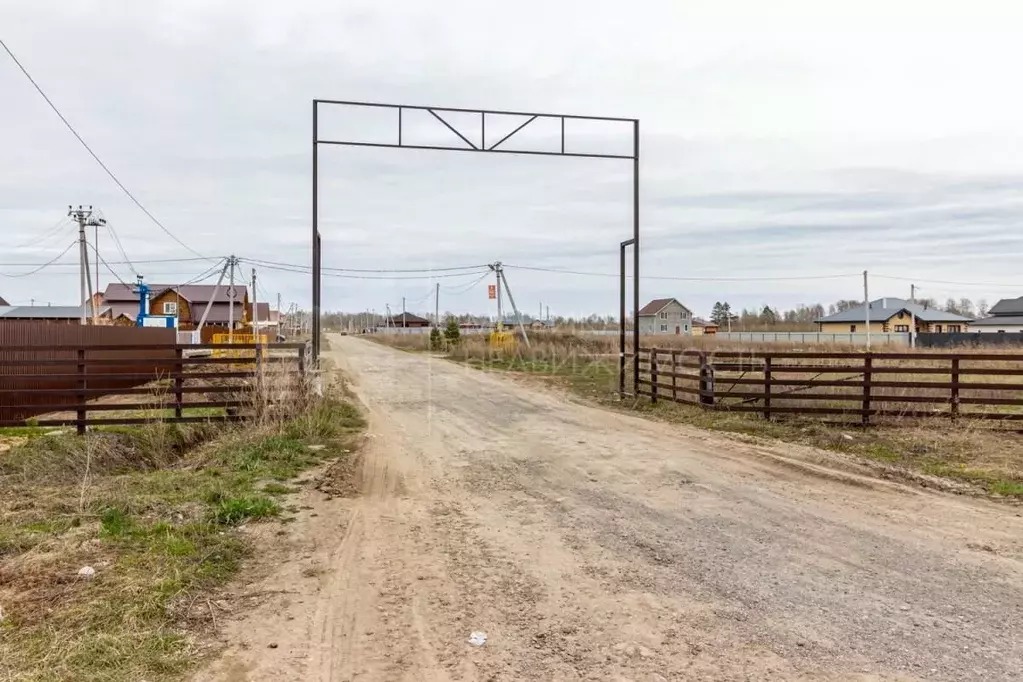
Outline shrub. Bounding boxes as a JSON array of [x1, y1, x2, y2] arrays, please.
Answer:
[[444, 318, 461, 345]]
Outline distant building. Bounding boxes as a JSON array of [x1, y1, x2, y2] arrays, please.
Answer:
[[969, 297, 1023, 333], [98, 283, 250, 330], [386, 312, 431, 328], [0, 305, 111, 324], [637, 298, 693, 335], [816, 298, 972, 334], [692, 318, 718, 335]]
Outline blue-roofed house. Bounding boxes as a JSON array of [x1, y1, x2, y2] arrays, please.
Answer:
[[815, 298, 972, 334]]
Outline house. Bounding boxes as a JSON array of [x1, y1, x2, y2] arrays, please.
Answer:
[[0, 296, 8, 306], [0, 305, 111, 324], [637, 298, 693, 335], [692, 318, 718, 335], [98, 283, 250, 330], [386, 312, 431, 328], [815, 298, 972, 333], [968, 297, 1023, 333]]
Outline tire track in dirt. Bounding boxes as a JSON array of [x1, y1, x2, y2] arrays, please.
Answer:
[[196, 336, 1023, 681]]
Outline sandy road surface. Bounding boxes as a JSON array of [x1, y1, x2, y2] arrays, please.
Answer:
[[198, 336, 1023, 681]]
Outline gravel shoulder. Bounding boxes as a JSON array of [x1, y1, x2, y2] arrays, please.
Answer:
[[195, 336, 1023, 681]]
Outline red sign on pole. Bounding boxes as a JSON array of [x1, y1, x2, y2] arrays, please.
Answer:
[[488, 285, 496, 300]]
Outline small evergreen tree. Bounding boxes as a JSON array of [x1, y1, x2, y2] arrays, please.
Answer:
[[429, 326, 443, 350], [444, 318, 461, 344]]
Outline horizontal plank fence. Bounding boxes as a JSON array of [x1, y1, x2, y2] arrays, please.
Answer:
[[0, 341, 309, 433], [633, 348, 1023, 425]]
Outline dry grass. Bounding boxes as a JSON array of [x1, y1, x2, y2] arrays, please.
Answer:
[[373, 331, 1023, 498], [0, 375, 364, 681]]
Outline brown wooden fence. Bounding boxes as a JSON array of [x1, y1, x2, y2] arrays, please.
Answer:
[[0, 334, 309, 432], [634, 348, 1023, 424]]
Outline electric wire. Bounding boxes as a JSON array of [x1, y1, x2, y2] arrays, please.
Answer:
[[0, 38, 213, 262], [0, 240, 79, 278], [11, 216, 73, 249]]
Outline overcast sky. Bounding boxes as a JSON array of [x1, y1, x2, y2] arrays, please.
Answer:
[[3, 0, 1023, 318]]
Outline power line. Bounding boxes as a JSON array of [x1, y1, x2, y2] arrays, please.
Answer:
[[873, 274, 1022, 289], [11, 216, 73, 249], [442, 270, 491, 294], [239, 259, 491, 280], [0, 240, 78, 278], [240, 257, 490, 274], [0, 256, 219, 267], [503, 264, 861, 282], [0, 38, 212, 262]]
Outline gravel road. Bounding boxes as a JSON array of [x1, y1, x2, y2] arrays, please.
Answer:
[[197, 336, 1023, 681]]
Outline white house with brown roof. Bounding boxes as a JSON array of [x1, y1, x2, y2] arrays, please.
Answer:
[[637, 298, 693, 335]]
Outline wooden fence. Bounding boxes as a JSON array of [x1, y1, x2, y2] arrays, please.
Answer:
[[0, 341, 309, 433], [634, 348, 1023, 424]]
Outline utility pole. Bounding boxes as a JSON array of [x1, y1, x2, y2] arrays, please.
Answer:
[[196, 258, 230, 334], [251, 267, 258, 338], [435, 282, 440, 328], [227, 255, 236, 345], [68, 205, 104, 325], [498, 267, 531, 347], [94, 221, 100, 309], [910, 283, 917, 349], [863, 270, 870, 351], [402, 296, 406, 329], [490, 262, 504, 329]]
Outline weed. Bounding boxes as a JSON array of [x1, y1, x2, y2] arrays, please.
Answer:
[[210, 495, 280, 525]]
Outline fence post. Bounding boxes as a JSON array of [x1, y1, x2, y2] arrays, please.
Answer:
[[699, 353, 716, 408], [862, 355, 872, 426], [950, 357, 960, 422], [76, 348, 86, 436], [650, 347, 658, 404], [763, 355, 772, 420], [671, 350, 677, 402], [174, 347, 183, 420], [254, 343, 264, 418]]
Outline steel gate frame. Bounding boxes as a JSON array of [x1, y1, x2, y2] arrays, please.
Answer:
[[311, 99, 640, 391]]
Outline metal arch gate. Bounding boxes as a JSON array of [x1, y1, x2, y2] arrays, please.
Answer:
[[311, 99, 641, 392]]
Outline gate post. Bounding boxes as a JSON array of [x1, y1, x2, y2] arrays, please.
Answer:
[[763, 356, 772, 420], [699, 353, 716, 408], [862, 355, 873, 425]]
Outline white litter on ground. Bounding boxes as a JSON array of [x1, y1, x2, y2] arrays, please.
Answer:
[[77, 566, 96, 579], [468, 631, 488, 647]]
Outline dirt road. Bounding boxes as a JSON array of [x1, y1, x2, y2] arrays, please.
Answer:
[[198, 336, 1023, 681]]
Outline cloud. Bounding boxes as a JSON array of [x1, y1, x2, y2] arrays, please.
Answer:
[[3, 0, 1023, 316]]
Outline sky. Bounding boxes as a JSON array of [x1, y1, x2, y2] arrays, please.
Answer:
[[3, 0, 1023, 319]]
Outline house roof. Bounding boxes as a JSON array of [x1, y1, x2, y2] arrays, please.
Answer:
[[969, 316, 1023, 326], [692, 318, 717, 327], [987, 297, 1023, 316], [816, 298, 973, 324], [102, 282, 249, 304], [387, 312, 431, 325], [637, 298, 691, 316], [0, 296, 8, 306], [0, 305, 110, 319]]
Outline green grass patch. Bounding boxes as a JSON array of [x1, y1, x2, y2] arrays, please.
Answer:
[[0, 396, 364, 682]]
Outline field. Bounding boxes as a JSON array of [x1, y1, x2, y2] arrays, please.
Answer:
[[372, 330, 1023, 498]]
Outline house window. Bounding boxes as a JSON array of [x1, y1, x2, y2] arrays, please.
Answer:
[[850, 325, 857, 333], [934, 325, 943, 333], [659, 324, 668, 332], [882, 324, 890, 332], [659, 312, 668, 320], [898, 311, 905, 319], [894, 325, 909, 332], [684, 324, 689, 332], [948, 325, 961, 333], [162, 302, 178, 315]]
